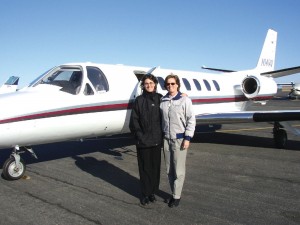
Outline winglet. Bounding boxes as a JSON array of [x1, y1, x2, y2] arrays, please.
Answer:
[[256, 29, 277, 73]]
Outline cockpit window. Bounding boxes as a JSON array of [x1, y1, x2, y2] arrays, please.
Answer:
[[87, 67, 109, 92], [39, 67, 83, 95], [84, 83, 94, 95]]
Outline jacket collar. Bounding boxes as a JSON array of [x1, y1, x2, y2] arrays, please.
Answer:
[[163, 91, 182, 100]]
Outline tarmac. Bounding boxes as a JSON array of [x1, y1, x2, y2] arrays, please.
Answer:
[[0, 94, 299, 225]]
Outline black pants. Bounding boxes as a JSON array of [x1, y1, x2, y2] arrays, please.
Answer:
[[137, 145, 161, 197]]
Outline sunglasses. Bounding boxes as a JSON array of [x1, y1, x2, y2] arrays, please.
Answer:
[[166, 83, 176, 86]]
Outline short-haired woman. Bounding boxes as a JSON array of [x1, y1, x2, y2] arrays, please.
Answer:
[[160, 74, 195, 208]]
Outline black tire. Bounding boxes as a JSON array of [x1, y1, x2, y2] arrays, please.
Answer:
[[274, 129, 287, 149], [2, 157, 26, 180]]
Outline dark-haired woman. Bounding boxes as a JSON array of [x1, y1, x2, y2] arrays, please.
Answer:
[[129, 74, 162, 206]]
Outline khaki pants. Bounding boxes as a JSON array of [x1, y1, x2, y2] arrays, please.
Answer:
[[163, 138, 187, 199]]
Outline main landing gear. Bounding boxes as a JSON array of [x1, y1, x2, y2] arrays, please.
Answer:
[[273, 122, 287, 149], [2, 146, 37, 180]]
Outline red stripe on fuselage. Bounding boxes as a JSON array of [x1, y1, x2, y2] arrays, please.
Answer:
[[0, 103, 131, 124], [0, 95, 273, 124]]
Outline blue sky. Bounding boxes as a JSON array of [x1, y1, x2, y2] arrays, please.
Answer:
[[1, 0, 300, 88]]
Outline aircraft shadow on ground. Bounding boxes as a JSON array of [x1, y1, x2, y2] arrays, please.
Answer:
[[1, 132, 299, 168], [71, 155, 169, 200], [0, 134, 136, 168], [0, 134, 170, 200], [72, 155, 140, 198], [193, 132, 300, 151]]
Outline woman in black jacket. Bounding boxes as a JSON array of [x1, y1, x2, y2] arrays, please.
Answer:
[[129, 74, 162, 206]]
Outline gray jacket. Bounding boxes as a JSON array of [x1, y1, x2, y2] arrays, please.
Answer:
[[160, 92, 195, 140]]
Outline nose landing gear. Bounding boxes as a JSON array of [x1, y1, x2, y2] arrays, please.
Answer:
[[2, 146, 37, 180], [2, 156, 26, 180]]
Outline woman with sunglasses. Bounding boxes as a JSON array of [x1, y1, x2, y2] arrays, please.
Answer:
[[129, 74, 163, 206], [160, 74, 195, 208]]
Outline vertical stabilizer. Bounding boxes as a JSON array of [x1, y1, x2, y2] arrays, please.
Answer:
[[256, 29, 277, 72], [0, 76, 19, 94]]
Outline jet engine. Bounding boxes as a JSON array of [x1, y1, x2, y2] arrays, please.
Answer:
[[241, 75, 277, 99]]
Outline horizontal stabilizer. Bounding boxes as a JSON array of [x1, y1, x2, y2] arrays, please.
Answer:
[[261, 66, 300, 78], [201, 66, 236, 73]]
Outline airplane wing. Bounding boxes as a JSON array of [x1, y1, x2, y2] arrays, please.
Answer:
[[196, 110, 300, 148], [201, 65, 300, 77], [196, 110, 300, 124], [261, 66, 300, 78]]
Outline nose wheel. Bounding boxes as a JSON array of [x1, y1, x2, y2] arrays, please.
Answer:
[[2, 157, 26, 180], [1, 145, 36, 180]]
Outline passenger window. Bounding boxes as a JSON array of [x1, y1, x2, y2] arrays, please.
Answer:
[[213, 80, 220, 91], [87, 67, 109, 92], [203, 79, 211, 91], [193, 79, 201, 91], [157, 76, 166, 90], [182, 78, 191, 90]]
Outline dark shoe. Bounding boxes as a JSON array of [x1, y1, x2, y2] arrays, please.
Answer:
[[148, 194, 156, 203], [140, 196, 149, 205], [168, 198, 180, 208]]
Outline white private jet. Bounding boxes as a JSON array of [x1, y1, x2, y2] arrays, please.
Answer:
[[0, 76, 19, 94], [1, 29, 300, 180]]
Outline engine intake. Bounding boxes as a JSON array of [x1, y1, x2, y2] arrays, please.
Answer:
[[241, 75, 277, 100], [242, 76, 260, 99]]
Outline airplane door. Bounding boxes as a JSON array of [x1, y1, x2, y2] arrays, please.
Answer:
[[132, 70, 145, 99], [132, 67, 158, 98], [133, 80, 143, 98]]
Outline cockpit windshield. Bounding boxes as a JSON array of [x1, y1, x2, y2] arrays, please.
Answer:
[[28, 68, 53, 87], [28, 65, 109, 96], [31, 66, 83, 95]]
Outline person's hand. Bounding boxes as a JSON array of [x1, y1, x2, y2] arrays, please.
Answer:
[[181, 93, 188, 97], [182, 140, 190, 150]]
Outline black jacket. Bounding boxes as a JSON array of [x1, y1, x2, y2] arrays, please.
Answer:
[[129, 91, 163, 148]]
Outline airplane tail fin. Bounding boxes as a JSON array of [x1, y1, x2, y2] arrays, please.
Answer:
[[255, 29, 277, 73], [0, 76, 20, 94]]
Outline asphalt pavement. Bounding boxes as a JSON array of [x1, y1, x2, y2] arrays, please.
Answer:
[[0, 97, 299, 225]]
